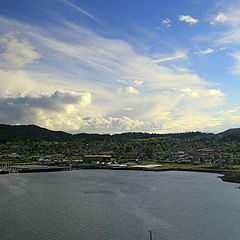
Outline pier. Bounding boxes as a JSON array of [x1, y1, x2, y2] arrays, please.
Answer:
[[0, 164, 71, 174]]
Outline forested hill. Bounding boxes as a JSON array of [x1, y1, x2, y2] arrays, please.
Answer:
[[217, 128, 240, 142], [0, 124, 72, 142], [0, 123, 239, 143], [219, 128, 240, 135]]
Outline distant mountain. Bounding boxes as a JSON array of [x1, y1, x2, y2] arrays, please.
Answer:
[[0, 124, 73, 142], [219, 128, 240, 135], [111, 131, 211, 140], [217, 128, 240, 142], [0, 124, 213, 143]]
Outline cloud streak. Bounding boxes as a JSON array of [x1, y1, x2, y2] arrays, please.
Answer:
[[154, 51, 187, 63], [60, 0, 105, 26], [195, 47, 226, 56]]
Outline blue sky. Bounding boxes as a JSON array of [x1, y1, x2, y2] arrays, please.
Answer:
[[1, 0, 240, 133]]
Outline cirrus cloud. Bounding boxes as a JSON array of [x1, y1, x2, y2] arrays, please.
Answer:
[[0, 16, 228, 133]]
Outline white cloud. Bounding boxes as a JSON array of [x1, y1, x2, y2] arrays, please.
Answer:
[[229, 52, 240, 74], [211, 9, 240, 27], [179, 15, 199, 25], [0, 67, 74, 99], [181, 88, 199, 98], [80, 116, 145, 133], [0, 70, 35, 97], [209, 107, 240, 133], [213, 8, 240, 44], [179, 88, 224, 109], [39, 114, 145, 133], [117, 79, 127, 84], [122, 107, 133, 111], [134, 80, 144, 85], [0, 90, 91, 128], [211, 12, 227, 24], [0, 33, 41, 70], [211, 7, 240, 76], [161, 111, 221, 133], [0, 17, 228, 133], [117, 86, 139, 95]]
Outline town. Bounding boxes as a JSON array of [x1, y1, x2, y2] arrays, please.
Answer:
[[1, 130, 240, 169]]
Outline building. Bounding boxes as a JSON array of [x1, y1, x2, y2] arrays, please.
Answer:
[[83, 155, 111, 164]]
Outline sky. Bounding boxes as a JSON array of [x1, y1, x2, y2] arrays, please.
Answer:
[[1, 0, 240, 134]]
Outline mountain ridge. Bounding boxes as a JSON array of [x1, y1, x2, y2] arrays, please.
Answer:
[[0, 123, 239, 142]]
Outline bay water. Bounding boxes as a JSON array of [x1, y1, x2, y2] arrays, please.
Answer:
[[0, 170, 239, 240]]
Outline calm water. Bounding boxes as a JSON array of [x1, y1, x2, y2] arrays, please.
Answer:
[[0, 170, 240, 240]]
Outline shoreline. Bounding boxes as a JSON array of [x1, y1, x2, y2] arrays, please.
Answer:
[[1, 164, 240, 184], [74, 165, 240, 184]]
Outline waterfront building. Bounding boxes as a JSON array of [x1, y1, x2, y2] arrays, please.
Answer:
[[83, 155, 111, 164]]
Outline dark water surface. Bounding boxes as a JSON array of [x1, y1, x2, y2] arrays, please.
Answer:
[[0, 170, 240, 240]]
